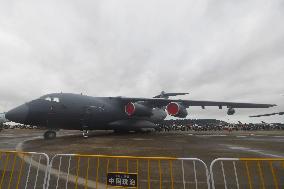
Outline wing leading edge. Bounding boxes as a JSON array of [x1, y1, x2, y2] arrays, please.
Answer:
[[117, 97, 276, 109]]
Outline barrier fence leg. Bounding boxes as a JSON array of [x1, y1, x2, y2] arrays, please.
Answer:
[[233, 161, 240, 189], [34, 155, 42, 189], [221, 161, 227, 189], [257, 161, 265, 189], [8, 155, 17, 189], [181, 160, 185, 189], [245, 161, 253, 189], [269, 161, 279, 189]]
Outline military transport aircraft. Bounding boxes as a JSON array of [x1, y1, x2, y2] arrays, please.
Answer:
[[5, 91, 276, 139]]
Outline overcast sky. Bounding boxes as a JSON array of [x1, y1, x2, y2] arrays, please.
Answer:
[[0, 0, 283, 123]]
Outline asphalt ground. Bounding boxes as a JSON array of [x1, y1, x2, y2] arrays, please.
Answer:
[[0, 129, 284, 188], [20, 130, 284, 159]]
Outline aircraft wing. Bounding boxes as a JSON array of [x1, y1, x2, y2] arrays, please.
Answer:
[[118, 97, 276, 109]]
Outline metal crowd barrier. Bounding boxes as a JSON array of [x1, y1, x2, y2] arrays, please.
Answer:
[[2, 150, 284, 189], [210, 158, 284, 189], [46, 154, 210, 189], [0, 150, 49, 189]]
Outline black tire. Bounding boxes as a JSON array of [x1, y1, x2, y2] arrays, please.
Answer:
[[82, 130, 89, 138], [83, 135, 89, 139], [44, 131, 56, 140]]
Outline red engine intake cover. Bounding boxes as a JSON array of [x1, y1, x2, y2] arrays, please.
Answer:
[[166, 102, 180, 116], [125, 102, 135, 116]]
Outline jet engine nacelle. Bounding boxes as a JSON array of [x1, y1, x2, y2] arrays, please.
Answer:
[[125, 102, 153, 117], [227, 108, 236, 115], [166, 102, 188, 118]]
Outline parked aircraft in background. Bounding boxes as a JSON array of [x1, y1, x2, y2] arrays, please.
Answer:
[[0, 113, 8, 132], [5, 91, 276, 139], [250, 112, 284, 117], [0, 113, 8, 124]]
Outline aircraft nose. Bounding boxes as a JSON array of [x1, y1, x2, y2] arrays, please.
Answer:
[[6, 104, 29, 123]]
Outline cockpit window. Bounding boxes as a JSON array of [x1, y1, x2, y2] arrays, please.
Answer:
[[45, 97, 52, 101], [53, 97, 60, 103], [41, 96, 60, 103]]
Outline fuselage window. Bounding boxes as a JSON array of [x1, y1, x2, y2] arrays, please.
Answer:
[[53, 97, 60, 103]]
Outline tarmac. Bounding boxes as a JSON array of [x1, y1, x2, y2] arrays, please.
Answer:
[[0, 129, 283, 158], [16, 130, 284, 161], [0, 129, 284, 188]]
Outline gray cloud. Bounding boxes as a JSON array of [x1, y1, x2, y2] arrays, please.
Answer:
[[0, 0, 283, 123]]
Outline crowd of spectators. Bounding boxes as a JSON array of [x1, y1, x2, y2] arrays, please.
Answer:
[[0, 123, 38, 130], [156, 119, 284, 132], [1, 119, 283, 132]]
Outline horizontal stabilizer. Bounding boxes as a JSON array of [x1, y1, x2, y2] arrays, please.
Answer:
[[154, 91, 189, 99]]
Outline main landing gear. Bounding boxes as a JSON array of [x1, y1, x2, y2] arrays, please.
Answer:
[[82, 130, 89, 138], [44, 130, 56, 140]]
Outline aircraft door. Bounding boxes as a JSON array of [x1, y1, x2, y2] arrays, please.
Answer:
[[47, 99, 66, 128], [81, 105, 105, 129]]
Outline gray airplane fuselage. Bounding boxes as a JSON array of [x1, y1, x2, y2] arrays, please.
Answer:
[[6, 93, 166, 131], [6, 92, 276, 135]]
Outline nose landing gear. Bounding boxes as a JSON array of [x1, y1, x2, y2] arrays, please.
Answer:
[[44, 130, 57, 140]]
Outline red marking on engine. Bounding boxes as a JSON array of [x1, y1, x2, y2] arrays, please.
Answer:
[[125, 102, 135, 116], [166, 102, 179, 116]]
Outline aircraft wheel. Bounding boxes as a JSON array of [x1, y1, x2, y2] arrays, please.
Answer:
[[82, 130, 89, 139], [44, 131, 56, 140]]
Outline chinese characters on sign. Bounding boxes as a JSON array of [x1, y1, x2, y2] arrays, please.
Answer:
[[107, 172, 138, 188]]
